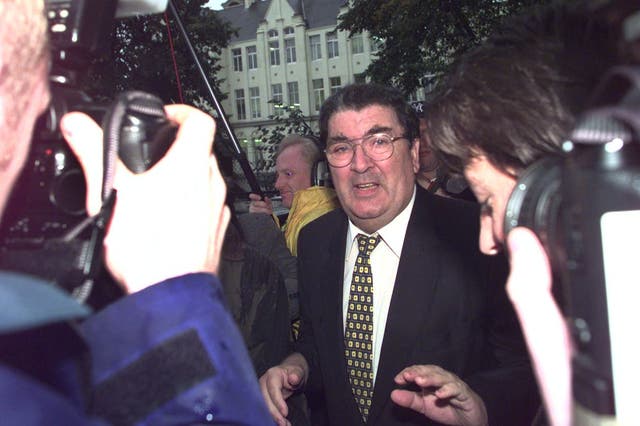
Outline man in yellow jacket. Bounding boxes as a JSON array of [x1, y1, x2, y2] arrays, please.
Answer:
[[249, 134, 339, 255]]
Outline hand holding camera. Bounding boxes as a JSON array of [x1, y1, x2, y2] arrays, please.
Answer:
[[61, 102, 230, 294]]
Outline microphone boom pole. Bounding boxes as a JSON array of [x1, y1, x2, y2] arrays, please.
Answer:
[[167, 0, 264, 197]]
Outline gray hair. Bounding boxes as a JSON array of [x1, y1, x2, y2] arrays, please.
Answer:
[[276, 134, 321, 168]]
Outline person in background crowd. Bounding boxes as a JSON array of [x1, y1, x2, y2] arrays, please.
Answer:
[[410, 100, 475, 201], [249, 134, 340, 256], [410, 101, 444, 195]]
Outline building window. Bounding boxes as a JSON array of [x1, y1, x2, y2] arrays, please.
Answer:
[[309, 34, 322, 61], [371, 37, 383, 52], [287, 81, 299, 107], [269, 41, 280, 66], [312, 79, 325, 111], [249, 87, 261, 119], [327, 32, 339, 58], [268, 29, 278, 38], [283, 26, 295, 36], [247, 45, 258, 70], [271, 83, 283, 116], [330, 77, 342, 95], [232, 48, 242, 72], [285, 38, 296, 63], [354, 73, 366, 84], [235, 89, 246, 120], [350, 33, 364, 54]]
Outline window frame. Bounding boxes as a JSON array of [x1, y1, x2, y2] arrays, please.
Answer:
[[246, 45, 258, 70]]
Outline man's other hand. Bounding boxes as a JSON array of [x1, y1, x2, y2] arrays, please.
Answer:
[[391, 364, 488, 426]]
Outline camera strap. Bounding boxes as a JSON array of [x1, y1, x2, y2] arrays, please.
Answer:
[[0, 191, 116, 303]]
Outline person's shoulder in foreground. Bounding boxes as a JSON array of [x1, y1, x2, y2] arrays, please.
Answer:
[[0, 271, 273, 426]]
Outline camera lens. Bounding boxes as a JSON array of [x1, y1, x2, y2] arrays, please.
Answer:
[[50, 168, 86, 216], [504, 156, 565, 274]]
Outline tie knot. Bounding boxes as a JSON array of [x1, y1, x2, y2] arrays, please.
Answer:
[[356, 233, 380, 256]]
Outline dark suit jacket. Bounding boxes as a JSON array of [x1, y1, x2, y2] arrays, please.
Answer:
[[295, 187, 538, 426]]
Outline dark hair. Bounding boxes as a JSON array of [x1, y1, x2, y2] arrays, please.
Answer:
[[425, 2, 619, 175], [319, 83, 418, 147]]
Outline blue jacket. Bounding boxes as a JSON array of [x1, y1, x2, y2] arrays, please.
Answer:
[[0, 271, 273, 425]]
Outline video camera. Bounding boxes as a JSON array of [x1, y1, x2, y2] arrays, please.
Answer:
[[0, 0, 174, 304], [504, 64, 640, 424]]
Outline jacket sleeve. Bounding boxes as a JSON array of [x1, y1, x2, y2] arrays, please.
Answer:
[[80, 273, 274, 426]]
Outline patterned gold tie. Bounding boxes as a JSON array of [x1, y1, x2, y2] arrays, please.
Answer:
[[345, 233, 380, 421]]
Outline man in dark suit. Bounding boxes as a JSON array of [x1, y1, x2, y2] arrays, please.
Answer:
[[259, 83, 538, 426]]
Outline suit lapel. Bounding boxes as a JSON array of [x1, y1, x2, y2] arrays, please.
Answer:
[[314, 213, 366, 422], [368, 190, 442, 424], [320, 214, 348, 367]]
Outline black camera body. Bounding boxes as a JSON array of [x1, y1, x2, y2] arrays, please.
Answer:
[[0, 0, 174, 303], [504, 66, 640, 423]]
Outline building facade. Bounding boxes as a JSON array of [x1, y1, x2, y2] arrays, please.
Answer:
[[214, 0, 380, 175]]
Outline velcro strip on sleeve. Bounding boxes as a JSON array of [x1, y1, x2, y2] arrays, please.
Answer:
[[92, 329, 216, 425]]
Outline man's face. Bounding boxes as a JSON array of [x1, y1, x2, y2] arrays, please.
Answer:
[[274, 144, 312, 209], [418, 118, 439, 176], [327, 105, 419, 233], [464, 155, 517, 255]]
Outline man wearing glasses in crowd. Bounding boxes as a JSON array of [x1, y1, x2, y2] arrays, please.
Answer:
[[259, 83, 538, 426]]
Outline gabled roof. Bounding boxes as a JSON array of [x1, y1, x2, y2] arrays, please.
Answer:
[[215, 0, 348, 43], [302, 0, 346, 30]]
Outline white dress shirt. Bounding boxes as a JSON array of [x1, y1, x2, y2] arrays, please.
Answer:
[[342, 187, 416, 383]]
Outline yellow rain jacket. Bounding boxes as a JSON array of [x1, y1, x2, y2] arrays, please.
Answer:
[[281, 186, 340, 256]]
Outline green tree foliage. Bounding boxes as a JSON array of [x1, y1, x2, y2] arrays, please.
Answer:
[[83, 0, 234, 104], [338, 0, 553, 95], [254, 102, 317, 154]]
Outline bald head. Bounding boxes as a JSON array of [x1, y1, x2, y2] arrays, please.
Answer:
[[0, 0, 51, 215]]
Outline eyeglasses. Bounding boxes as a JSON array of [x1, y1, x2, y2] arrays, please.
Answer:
[[324, 133, 408, 168]]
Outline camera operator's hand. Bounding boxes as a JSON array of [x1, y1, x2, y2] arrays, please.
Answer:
[[60, 105, 230, 294], [506, 227, 572, 426]]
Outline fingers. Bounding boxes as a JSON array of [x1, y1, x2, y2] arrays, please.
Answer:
[[164, 104, 216, 160], [505, 227, 553, 301], [390, 389, 425, 413], [395, 365, 448, 387], [248, 195, 273, 215], [204, 154, 229, 275], [60, 112, 104, 216], [392, 365, 487, 425], [506, 227, 572, 426], [259, 367, 291, 425], [394, 365, 468, 402]]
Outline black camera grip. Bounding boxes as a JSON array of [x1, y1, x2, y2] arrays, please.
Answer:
[[102, 91, 178, 181], [118, 107, 177, 174]]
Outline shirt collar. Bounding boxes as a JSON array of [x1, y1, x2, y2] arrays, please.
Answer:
[[347, 186, 416, 257]]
